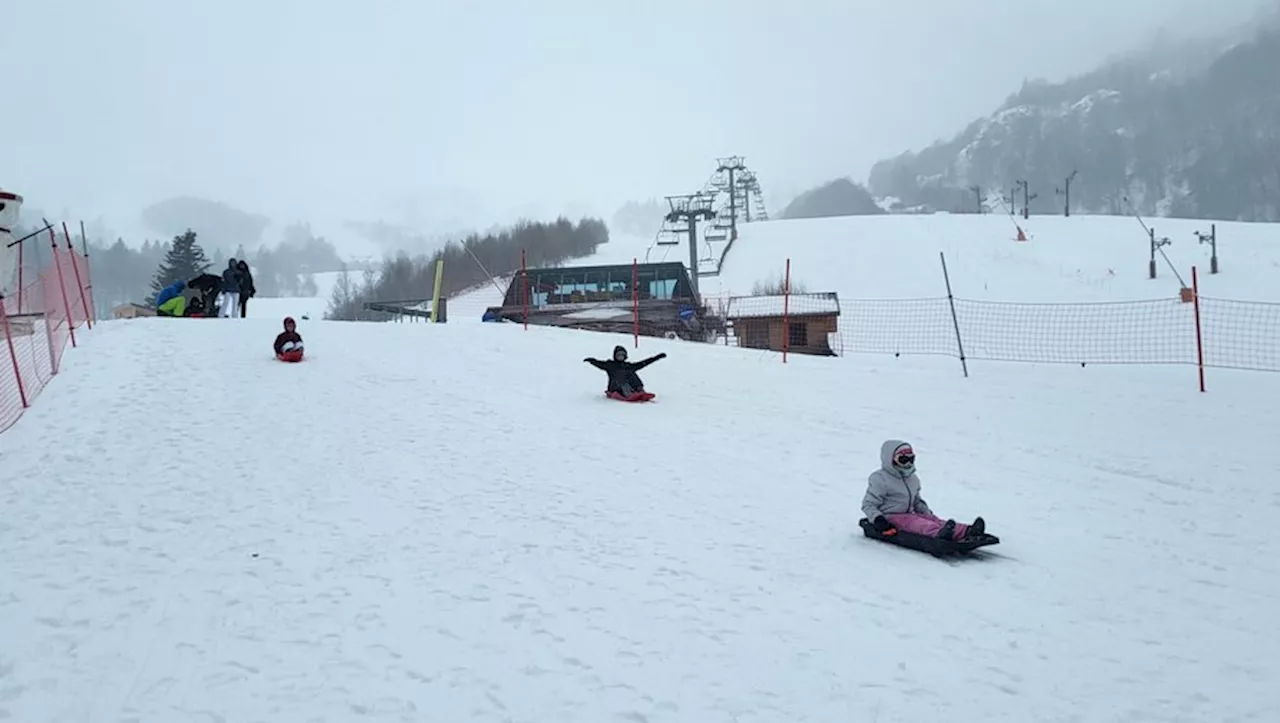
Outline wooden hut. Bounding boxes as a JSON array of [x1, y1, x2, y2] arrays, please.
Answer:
[[725, 292, 841, 356]]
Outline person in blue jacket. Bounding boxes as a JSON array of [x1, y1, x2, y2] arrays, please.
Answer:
[[155, 280, 187, 317]]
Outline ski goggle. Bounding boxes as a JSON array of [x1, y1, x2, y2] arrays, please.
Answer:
[[894, 453, 915, 467]]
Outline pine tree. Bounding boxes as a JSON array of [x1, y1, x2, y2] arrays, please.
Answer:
[[148, 230, 210, 304]]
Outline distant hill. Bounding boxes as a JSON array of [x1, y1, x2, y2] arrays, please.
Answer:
[[781, 178, 885, 220]]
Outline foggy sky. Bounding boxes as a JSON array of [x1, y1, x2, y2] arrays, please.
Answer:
[[3, 0, 1271, 251]]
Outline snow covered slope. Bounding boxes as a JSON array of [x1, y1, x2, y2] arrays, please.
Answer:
[[706, 213, 1280, 302], [1, 313, 1279, 721], [457, 213, 1278, 323]]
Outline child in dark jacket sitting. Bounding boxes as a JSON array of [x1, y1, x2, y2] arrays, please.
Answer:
[[584, 345, 665, 396], [273, 316, 304, 355]]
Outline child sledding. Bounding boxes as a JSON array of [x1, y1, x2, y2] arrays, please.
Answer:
[[584, 345, 665, 402], [859, 439, 998, 557], [273, 316, 305, 362]]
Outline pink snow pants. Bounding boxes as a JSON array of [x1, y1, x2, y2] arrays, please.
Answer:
[[885, 513, 970, 540]]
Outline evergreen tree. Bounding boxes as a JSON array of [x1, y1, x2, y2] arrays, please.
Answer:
[[148, 230, 210, 303]]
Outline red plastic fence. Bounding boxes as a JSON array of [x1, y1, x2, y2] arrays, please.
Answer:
[[1, 244, 94, 434]]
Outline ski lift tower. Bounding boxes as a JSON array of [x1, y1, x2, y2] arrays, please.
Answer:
[[664, 192, 716, 299], [707, 156, 747, 243]]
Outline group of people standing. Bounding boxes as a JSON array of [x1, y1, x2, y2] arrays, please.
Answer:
[[216, 258, 256, 318], [155, 258, 257, 318]]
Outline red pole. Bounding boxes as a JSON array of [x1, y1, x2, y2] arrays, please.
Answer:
[[632, 257, 639, 348], [521, 249, 528, 331], [1192, 265, 1205, 393], [49, 227, 77, 349], [782, 258, 791, 364], [63, 222, 92, 330], [0, 295, 29, 409]]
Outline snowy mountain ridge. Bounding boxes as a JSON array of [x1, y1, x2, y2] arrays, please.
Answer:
[[868, 24, 1280, 221]]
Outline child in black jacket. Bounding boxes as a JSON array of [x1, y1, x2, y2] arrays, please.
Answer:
[[273, 316, 304, 356], [584, 345, 665, 396]]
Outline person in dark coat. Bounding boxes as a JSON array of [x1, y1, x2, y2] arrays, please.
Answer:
[[236, 259, 256, 318], [220, 258, 241, 317], [187, 272, 222, 317], [273, 316, 304, 355], [584, 345, 666, 396]]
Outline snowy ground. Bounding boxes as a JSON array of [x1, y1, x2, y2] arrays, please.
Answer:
[[707, 213, 1280, 302], [2, 314, 1279, 721]]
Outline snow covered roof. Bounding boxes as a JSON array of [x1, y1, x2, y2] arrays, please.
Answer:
[[725, 292, 840, 319]]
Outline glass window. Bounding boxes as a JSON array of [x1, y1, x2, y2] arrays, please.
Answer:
[[649, 278, 676, 299]]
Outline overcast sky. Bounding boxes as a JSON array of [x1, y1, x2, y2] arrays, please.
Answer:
[[2, 0, 1272, 249]]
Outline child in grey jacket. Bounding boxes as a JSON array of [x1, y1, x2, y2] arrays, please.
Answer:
[[861, 439, 985, 541]]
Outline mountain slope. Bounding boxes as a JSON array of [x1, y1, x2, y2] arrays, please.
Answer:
[[869, 23, 1280, 221]]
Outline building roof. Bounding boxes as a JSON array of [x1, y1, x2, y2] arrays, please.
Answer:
[[521, 260, 688, 276], [725, 292, 840, 319]]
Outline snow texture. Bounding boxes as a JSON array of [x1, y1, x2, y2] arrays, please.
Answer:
[[2, 213, 1280, 722]]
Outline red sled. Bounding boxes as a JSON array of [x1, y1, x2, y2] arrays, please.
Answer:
[[606, 390, 654, 403], [277, 349, 305, 363]]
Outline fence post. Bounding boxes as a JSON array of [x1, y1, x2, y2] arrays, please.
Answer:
[[1192, 266, 1205, 393], [16, 242, 23, 314], [782, 258, 791, 364], [521, 249, 528, 331], [42, 277, 59, 375], [632, 257, 638, 348], [939, 251, 969, 378], [49, 228, 77, 349], [63, 223, 92, 330], [0, 294, 29, 409], [80, 220, 96, 322]]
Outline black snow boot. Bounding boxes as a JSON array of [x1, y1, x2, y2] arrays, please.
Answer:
[[967, 517, 986, 539], [936, 519, 956, 540]]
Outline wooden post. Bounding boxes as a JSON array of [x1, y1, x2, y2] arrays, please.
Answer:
[[782, 258, 791, 364]]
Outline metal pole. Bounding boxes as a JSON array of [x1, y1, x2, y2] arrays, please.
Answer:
[[16, 240, 22, 314], [1211, 224, 1218, 274], [63, 222, 92, 329], [1192, 266, 1205, 393], [687, 219, 700, 300], [79, 220, 96, 322], [49, 227, 78, 349], [939, 251, 969, 378], [1149, 228, 1157, 279]]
